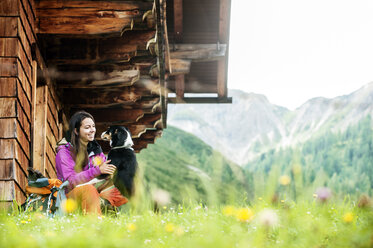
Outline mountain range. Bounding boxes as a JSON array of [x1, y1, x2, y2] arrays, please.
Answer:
[[167, 82, 373, 165]]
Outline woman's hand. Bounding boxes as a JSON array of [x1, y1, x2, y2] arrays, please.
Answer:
[[99, 160, 116, 175]]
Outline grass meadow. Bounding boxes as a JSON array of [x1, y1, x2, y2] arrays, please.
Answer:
[[1, 193, 372, 248]]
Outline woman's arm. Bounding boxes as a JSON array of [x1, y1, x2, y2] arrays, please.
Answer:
[[55, 146, 101, 188]]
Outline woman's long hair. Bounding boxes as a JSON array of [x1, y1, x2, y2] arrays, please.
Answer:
[[68, 111, 95, 171]]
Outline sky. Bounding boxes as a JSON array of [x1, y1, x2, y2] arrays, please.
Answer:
[[227, 0, 373, 110]]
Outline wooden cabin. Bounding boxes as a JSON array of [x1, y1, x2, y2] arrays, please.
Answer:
[[0, 0, 232, 208]]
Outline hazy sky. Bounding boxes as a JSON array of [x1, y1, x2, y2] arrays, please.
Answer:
[[227, 0, 373, 110]]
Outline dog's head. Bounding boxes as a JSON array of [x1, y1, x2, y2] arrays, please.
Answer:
[[101, 126, 134, 148]]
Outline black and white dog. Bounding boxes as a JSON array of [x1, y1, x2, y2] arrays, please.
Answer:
[[101, 126, 138, 197]]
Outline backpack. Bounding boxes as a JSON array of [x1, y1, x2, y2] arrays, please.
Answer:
[[21, 168, 69, 217]]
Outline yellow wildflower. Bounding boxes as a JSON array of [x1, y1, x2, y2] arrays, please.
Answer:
[[222, 205, 236, 216], [63, 199, 77, 213], [279, 175, 291, 186], [258, 197, 263, 201], [235, 208, 254, 222], [127, 223, 137, 232], [343, 212, 354, 223], [21, 220, 27, 224], [165, 223, 175, 232]]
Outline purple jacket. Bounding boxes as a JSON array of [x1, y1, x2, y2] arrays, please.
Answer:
[[55, 142, 105, 192]]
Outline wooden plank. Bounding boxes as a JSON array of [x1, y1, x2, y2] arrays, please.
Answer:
[[16, 98, 31, 140], [0, 58, 32, 100], [0, 180, 26, 203], [175, 74, 184, 98], [20, 0, 36, 21], [0, 17, 18, 36], [0, 181, 16, 202], [173, 0, 183, 42], [46, 119, 57, 151], [0, 119, 17, 139], [45, 137, 57, 178], [32, 85, 47, 173], [0, 78, 17, 97], [170, 44, 227, 61], [17, 78, 31, 121], [19, 0, 36, 44], [0, 139, 15, 159], [217, 59, 226, 98], [16, 119, 30, 157], [47, 104, 58, 141], [219, 0, 230, 43], [47, 88, 59, 124], [0, 160, 27, 196], [15, 132, 30, 165], [0, 79, 32, 127], [0, 57, 17, 76], [0, 98, 17, 118], [17, 60, 32, 103], [0, 36, 32, 69], [0, 0, 19, 16]]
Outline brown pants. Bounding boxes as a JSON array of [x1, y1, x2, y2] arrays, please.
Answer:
[[67, 184, 102, 215]]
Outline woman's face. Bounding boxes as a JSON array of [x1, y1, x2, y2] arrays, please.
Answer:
[[78, 117, 96, 144]]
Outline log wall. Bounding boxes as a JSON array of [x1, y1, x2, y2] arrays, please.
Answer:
[[0, 0, 63, 208]]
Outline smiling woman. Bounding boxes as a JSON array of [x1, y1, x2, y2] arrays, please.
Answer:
[[55, 111, 127, 215]]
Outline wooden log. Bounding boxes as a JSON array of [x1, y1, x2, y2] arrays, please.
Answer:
[[170, 44, 226, 61], [77, 108, 144, 124], [175, 74, 184, 98], [173, 0, 183, 42], [36, 0, 153, 35], [137, 113, 162, 125], [62, 87, 148, 107], [152, 59, 190, 76], [57, 70, 140, 88], [46, 45, 138, 65]]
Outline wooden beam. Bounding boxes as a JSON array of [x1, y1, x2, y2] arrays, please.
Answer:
[[57, 70, 140, 88], [175, 74, 184, 98], [151, 59, 190, 77], [137, 113, 162, 125], [171, 44, 226, 61], [32, 85, 48, 173], [168, 97, 232, 104], [36, 0, 153, 36], [217, 0, 231, 98], [45, 42, 138, 65], [81, 108, 144, 124], [62, 84, 159, 107], [173, 0, 183, 42]]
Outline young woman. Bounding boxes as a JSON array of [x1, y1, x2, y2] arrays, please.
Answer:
[[55, 111, 127, 215]]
